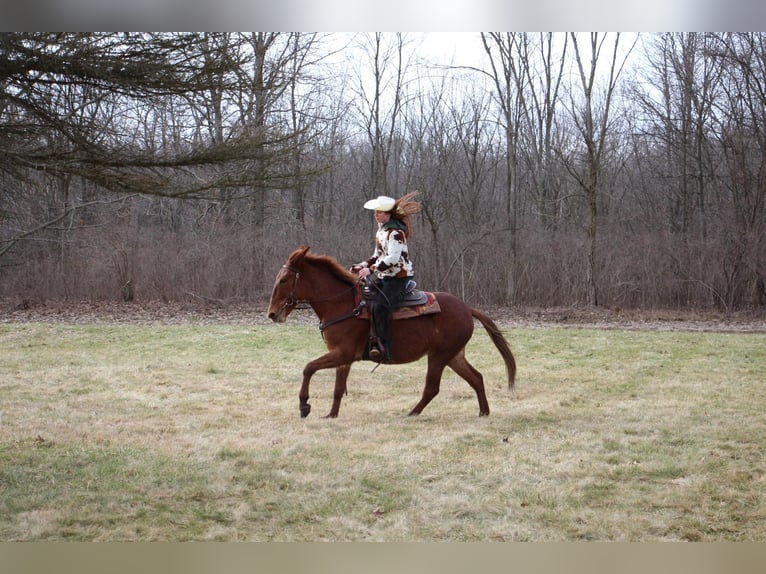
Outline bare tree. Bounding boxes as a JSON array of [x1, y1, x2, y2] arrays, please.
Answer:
[[634, 33, 722, 235], [481, 33, 524, 254], [562, 32, 637, 306], [2, 32, 764, 311], [707, 33, 766, 308], [349, 33, 414, 198], [516, 33, 569, 229]]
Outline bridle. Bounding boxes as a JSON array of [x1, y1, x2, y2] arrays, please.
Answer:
[[279, 264, 304, 311], [276, 263, 362, 336]]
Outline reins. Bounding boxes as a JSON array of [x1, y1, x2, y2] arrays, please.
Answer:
[[279, 264, 362, 339], [318, 277, 388, 340]]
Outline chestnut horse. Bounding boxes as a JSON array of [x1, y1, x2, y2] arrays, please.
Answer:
[[267, 246, 516, 418]]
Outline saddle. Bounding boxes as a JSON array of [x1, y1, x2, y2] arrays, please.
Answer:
[[355, 278, 440, 321]]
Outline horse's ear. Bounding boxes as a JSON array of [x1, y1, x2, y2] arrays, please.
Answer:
[[289, 245, 310, 266]]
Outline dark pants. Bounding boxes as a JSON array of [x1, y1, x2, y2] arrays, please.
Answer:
[[370, 277, 409, 357]]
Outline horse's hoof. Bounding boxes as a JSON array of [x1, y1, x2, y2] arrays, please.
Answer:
[[300, 403, 311, 418]]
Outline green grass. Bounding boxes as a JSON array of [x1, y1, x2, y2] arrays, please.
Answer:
[[1, 322, 765, 540]]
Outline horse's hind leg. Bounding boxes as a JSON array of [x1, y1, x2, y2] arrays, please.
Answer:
[[448, 348, 490, 416], [408, 355, 448, 416]]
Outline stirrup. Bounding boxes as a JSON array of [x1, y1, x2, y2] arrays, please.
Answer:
[[368, 336, 387, 362], [369, 346, 384, 362]]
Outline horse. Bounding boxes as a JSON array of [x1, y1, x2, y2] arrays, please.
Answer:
[[267, 246, 516, 418]]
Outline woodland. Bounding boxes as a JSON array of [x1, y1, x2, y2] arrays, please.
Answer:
[[1, 32, 764, 312]]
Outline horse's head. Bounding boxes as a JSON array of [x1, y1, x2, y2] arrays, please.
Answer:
[[267, 246, 310, 323]]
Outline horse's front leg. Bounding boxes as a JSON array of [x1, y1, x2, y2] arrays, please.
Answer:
[[326, 364, 352, 418], [298, 350, 349, 418]]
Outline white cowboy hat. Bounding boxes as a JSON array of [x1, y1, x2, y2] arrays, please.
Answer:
[[363, 195, 396, 212]]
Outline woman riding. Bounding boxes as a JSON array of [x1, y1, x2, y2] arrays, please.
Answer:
[[354, 191, 422, 362]]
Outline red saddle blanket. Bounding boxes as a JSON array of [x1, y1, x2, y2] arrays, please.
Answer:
[[355, 288, 441, 321]]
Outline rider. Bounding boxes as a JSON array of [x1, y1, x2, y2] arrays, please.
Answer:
[[355, 192, 422, 362]]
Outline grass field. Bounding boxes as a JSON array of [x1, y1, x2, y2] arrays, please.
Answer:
[[1, 320, 764, 541]]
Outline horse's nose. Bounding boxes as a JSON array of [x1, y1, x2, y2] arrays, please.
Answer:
[[267, 311, 277, 321]]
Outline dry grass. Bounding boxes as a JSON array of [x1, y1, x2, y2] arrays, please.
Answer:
[[1, 321, 764, 540]]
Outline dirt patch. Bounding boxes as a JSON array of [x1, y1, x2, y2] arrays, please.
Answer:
[[1, 299, 276, 326], [1, 298, 765, 332], [484, 305, 766, 332]]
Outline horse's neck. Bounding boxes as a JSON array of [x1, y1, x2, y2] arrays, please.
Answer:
[[304, 266, 355, 319]]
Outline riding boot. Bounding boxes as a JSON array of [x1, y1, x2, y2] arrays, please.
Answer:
[[371, 306, 391, 362], [369, 337, 386, 363], [368, 276, 405, 362]]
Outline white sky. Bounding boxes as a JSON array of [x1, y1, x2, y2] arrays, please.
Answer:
[[418, 33, 487, 67]]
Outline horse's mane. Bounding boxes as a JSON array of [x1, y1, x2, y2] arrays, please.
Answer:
[[290, 248, 357, 286]]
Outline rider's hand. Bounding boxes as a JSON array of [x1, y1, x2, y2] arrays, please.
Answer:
[[358, 267, 371, 279]]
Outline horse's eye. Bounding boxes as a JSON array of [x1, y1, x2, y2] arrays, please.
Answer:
[[279, 277, 288, 284]]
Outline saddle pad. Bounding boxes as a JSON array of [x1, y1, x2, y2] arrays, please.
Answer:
[[356, 291, 441, 321]]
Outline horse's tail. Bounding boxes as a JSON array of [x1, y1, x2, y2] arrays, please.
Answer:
[[471, 309, 516, 390]]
